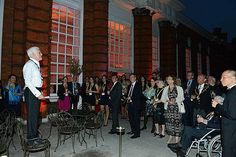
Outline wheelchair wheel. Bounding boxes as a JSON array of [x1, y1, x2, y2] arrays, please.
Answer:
[[207, 134, 222, 157]]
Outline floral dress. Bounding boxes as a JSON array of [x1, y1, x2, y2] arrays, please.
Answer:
[[165, 86, 183, 137]]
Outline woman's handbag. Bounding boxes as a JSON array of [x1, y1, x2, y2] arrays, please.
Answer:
[[178, 102, 186, 114]]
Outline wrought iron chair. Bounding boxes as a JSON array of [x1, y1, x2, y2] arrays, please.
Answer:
[[55, 111, 85, 153], [84, 111, 104, 146], [47, 104, 58, 138], [16, 121, 51, 157], [0, 122, 9, 156]]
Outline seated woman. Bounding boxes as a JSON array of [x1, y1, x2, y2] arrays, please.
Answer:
[[168, 111, 221, 157]]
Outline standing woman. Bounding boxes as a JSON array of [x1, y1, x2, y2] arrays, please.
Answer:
[[153, 79, 165, 137], [4, 74, 23, 116], [142, 78, 156, 131], [57, 76, 71, 112], [86, 77, 99, 111], [99, 75, 110, 126], [139, 76, 149, 129], [161, 75, 184, 144]]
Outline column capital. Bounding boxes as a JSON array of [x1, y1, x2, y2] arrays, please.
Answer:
[[132, 7, 152, 16]]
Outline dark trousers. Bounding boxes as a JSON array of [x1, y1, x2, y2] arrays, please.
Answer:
[[111, 105, 120, 132], [70, 95, 79, 110], [181, 126, 208, 150], [128, 104, 140, 136], [182, 98, 194, 126], [24, 88, 40, 140]]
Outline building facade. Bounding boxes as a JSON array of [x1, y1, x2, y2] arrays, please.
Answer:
[[0, 0, 228, 97]]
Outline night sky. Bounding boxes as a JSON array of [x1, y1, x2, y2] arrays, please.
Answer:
[[181, 0, 236, 41]]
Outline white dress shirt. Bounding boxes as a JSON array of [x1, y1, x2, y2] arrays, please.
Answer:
[[198, 84, 204, 94], [23, 58, 43, 97]]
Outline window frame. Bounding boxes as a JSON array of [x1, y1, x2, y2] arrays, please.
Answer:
[[50, 0, 83, 93]]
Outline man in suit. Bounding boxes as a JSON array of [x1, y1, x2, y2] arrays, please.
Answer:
[[182, 71, 197, 126], [192, 74, 212, 126], [127, 74, 142, 138], [108, 73, 122, 134], [23, 47, 45, 144], [212, 70, 236, 157], [68, 75, 81, 110]]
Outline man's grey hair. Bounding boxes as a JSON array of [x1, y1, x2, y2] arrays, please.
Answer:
[[27, 46, 39, 58], [224, 70, 236, 78]]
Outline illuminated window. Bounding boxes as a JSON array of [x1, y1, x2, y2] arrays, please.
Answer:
[[197, 53, 202, 74], [108, 20, 132, 72], [185, 48, 191, 76], [50, 1, 82, 92]]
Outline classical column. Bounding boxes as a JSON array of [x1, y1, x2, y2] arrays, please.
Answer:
[[83, 0, 108, 77], [132, 8, 153, 79], [159, 21, 177, 78]]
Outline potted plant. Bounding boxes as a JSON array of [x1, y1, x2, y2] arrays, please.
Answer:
[[69, 58, 82, 76]]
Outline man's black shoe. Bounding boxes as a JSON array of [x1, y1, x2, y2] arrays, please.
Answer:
[[176, 149, 186, 157], [127, 131, 133, 135], [140, 126, 147, 131], [130, 135, 140, 139], [108, 131, 116, 134]]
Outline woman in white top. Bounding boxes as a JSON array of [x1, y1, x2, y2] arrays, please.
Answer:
[[161, 75, 184, 144]]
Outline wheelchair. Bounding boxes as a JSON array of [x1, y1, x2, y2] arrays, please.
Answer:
[[185, 128, 221, 157], [207, 134, 222, 157]]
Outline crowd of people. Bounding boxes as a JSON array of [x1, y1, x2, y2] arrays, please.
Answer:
[[0, 46, 235, 157]]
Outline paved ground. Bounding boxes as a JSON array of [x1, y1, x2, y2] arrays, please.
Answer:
[[9, 118, 204, 157]]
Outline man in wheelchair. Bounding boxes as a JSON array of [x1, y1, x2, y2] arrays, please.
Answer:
[[168, 111, 220, 157]]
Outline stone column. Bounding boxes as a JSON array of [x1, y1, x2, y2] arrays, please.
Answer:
[[132, 8, 153, 79], [159, 21, 177, 78], [83, 0, 108, 77]]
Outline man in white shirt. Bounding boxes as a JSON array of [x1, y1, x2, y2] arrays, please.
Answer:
[[23, 46, 45, 144]]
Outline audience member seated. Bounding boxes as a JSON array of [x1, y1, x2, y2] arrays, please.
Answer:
[[168, 111, 220, 157]]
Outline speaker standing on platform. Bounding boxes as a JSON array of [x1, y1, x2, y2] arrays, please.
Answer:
[[23, 46, 45, 145]]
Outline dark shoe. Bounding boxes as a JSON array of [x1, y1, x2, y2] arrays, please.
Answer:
[[140, 126, 147, 131], [130, 135, 140, 139], [168, 143, 180, 149], [127, 131, 133, 135], [176, 149, 186, 157], [108, 131, 116, 134], [159, 134, 165, 138], [153, 133, 160, 137], [151, 128, 155, 133]]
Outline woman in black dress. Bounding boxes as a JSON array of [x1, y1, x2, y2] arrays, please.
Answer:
[[153, 79, 165, 137], [86, 77, 99, 111], [99, 75, 109, 126]]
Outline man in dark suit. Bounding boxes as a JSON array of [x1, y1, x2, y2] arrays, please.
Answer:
[[127, 74, 142, 138], [182, 71, 197, 126], [108, 74, 122, 134], [192, 74, 212, 126], [212, 70, 236, 157], [68, 75, 81, 110]]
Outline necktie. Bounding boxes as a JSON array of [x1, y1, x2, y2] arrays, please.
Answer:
[[187, 80, 191, 87], [128, 84, 134, 97], [198, 85, 202, 94], [73, 83, 76, 95], [110, 82, 116, 92]]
